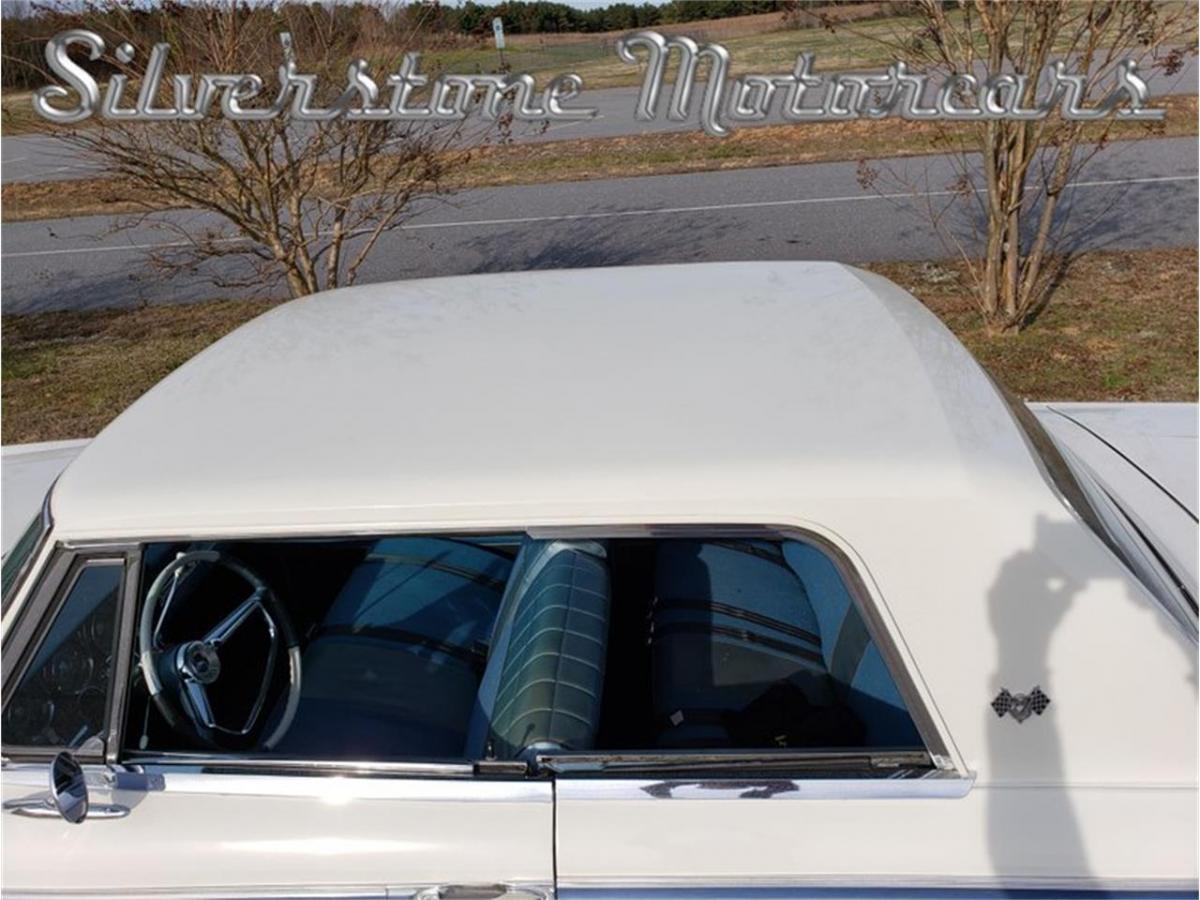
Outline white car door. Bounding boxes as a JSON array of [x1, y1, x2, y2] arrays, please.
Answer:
[[2, 547, 553, 900]]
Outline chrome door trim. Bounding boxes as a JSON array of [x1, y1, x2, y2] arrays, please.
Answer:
[[2, 889, 390, 900], [559, 888, 1200, 900], [553, 772, 974, 802], [4, 760, 548, 802], [127, 766, 550, 802], [2, 886, 558, 900]]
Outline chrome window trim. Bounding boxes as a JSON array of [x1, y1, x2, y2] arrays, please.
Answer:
[[56, 523, 961, 780], [537, 748, 934, 776], [121, 751, 479, 780], [1, 551, 128, 762], [105, 544, 144, 765]]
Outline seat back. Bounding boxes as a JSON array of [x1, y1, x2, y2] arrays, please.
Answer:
[[322, 536, 514, 659], [651, 540, 832, 747], [276, 537, 517, 759], [781, 541, 921, 746], [466, 540, 611, 761]]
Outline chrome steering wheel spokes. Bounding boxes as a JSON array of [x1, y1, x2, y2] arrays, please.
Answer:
[[138, 551, 301, 750]]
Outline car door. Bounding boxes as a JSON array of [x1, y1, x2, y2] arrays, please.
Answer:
[[2, 545, 554, 900], [548, 529, 973, 898]]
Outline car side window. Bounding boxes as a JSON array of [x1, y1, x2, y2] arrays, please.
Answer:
[[635, 538, 923, 752], [2, 561, 123, 750]]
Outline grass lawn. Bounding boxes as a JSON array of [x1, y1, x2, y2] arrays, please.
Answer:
[[2, 247, 1194, 444], [2, 93, 1194, 223]]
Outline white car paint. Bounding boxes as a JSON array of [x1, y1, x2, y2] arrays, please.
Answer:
[[1034, 402, 1199, 598], [1, 263, 1195, 898], [1, 439, 87, 558]]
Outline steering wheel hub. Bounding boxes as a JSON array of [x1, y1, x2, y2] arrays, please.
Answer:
[[176, 641, 221, 685]]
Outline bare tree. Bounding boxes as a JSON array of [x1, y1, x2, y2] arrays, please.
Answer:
[[55, 2, 485, 299], [841, 1, 1194, 334]]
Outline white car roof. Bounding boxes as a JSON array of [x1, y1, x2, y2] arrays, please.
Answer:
[[51, 261, 1051, 541]]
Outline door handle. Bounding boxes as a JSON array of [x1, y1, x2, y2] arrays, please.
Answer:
[[4, 795, 129, 819], [412, 885, 550, 900]]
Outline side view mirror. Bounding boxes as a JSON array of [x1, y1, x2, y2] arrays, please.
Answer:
[[49, 751, 88, 823], [3, 751, 129, 822]]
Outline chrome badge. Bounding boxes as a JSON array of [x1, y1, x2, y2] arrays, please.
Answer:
[[992, 687, 1051, 723]]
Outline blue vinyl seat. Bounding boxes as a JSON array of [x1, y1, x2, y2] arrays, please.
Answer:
[[651, 539, 920, 748], [275, 537, 514, 758], [466, 539, 611, 761], [781, 542, 921, 747]]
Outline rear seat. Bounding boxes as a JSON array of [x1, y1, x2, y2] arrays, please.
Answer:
[[650, 540, 833, 748], [781, 542, 921, 747], [651, 539, 920, 749]]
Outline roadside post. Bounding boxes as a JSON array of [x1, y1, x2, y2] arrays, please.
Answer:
[[492, 16, 506, 69]]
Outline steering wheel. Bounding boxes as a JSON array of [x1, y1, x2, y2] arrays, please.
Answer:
[[138, 550, 302, 750]]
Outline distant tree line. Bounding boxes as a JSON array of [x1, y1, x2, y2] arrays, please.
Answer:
[[0, 1, 887, 90], [449, 1, 786, 36]]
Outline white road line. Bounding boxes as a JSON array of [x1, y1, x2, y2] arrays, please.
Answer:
[[2, 173, 1195, 260], [541, 120, 592, 134]]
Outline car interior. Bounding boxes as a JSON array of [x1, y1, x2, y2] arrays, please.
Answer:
[[5, 532, 925, 769]]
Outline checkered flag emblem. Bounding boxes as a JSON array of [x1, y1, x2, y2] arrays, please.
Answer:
[[992, 686, 1050, 723]]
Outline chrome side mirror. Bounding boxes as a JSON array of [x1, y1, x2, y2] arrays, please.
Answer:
[[49, 751, 88, 823]]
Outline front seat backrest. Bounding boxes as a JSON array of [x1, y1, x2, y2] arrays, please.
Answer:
[[477, 540, 610, 761]]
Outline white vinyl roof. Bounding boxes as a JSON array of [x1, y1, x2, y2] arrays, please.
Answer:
[[52, 262, 1050, 540]]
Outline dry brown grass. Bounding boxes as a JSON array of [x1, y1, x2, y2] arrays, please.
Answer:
[[4, 93, 1195, 223], [2, 246, 1194, 444], [870, 248, 1199, 402]]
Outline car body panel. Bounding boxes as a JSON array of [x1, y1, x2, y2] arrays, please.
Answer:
[[1, 764, 553, 898], [1033, 402, 1198, 595], [1035, 403, 1198, 518], [554, 779, 1196, 893]]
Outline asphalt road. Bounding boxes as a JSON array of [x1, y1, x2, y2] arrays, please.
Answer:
[[2, 135, 1195, 314], [3, 55, 1196, 183]]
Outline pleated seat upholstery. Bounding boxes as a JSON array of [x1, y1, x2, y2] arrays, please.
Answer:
[[650, 540, 833, 748], [276, 537, 514, 758], [651, 539, 921, 749], [468, 540, 611, 761]]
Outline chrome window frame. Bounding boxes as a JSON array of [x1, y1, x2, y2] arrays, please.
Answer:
[[23, 523, 962, 785], [524, 522, 962, 782], [1, 545, 131, 764]]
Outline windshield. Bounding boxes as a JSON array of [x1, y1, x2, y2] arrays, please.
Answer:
[[2, 512, 48, 612]]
